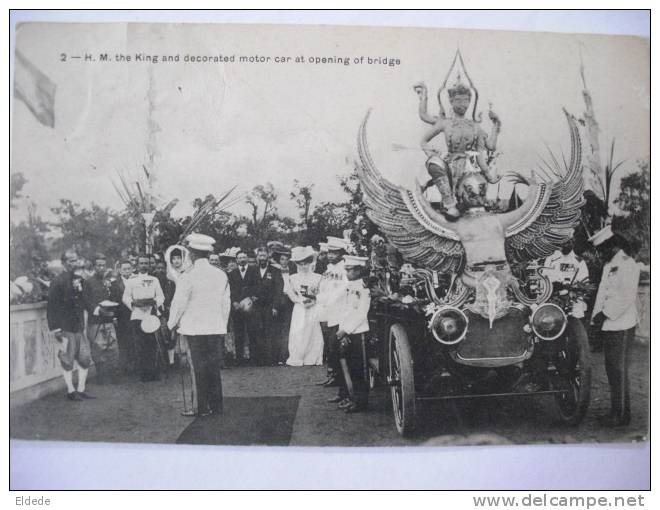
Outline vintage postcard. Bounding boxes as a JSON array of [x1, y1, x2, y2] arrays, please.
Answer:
[[10, 21, 649, 452]]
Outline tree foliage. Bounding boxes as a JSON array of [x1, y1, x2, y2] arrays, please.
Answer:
[[10, 174, 50, 279], [10, 163, 385, 274], [50, 199, 134, 261], [10, 172, 27, 208], [10, 206, 49, 279], [245, 183, 278, 234], [615, 159, 650, 263], [290, 180, 314, 230]]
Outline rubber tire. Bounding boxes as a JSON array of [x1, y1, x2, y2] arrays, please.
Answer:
[[554, 317, 592, 425], [368, 364, 377, 390], [389, 323, 416, 436]]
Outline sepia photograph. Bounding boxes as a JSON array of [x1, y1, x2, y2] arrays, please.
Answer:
[[9, 11, 650, 488]]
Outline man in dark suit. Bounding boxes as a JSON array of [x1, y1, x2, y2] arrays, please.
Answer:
[[47, 249, 93, 401], [228, 250, 259, 365], [110, 259, 135, 375], [253, 246, 284, 366]]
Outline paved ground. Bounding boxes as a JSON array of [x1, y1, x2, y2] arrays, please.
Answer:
[[10, 343, 649, 447]]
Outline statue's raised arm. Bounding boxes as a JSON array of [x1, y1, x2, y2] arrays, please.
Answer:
[[485, 105, 502, 153], [413, 82, 445, 125]]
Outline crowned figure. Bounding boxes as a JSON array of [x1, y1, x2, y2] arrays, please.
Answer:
[[413, 51, 502, 219]]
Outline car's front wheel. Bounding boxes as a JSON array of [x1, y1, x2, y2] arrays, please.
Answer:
[[553, 317, 592, 425], [389, 323, 416, 436]]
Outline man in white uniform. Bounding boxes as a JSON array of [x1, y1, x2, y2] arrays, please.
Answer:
[[543, 239, 590, 319], [168, 233, 231, 417], [590, 226, 641, 427], [317, 237, 349, 389], [336, 255, 371, 413]]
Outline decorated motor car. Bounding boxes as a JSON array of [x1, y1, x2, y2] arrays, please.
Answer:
[[358, 52, 592, 436]]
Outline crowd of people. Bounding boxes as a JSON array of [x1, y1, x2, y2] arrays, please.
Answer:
[[39, 217, 643, 425], [44, 233, 374, 415]]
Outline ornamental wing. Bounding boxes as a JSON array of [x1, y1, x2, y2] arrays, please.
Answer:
[[357, 111, 465, 273], [505, 110, 585, 262]]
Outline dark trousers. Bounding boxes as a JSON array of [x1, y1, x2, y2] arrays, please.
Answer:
[[339, 333, 369, 406], [131, 320, 160, 382], [322, 323, 339, 375], [601, 328, 635, 425], [116, 316, 135, 373], [187, 335, 223, 414], [253, 305, 274, 366], [155, 317, 175, 364], [231, 311, 254, 364], [275, 304, 293, 364]]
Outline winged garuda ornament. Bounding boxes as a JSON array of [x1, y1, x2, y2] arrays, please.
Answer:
[[357, 108, 585, 289]]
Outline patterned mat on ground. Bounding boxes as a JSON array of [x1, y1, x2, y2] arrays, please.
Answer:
[[176, 396, 301, 446]]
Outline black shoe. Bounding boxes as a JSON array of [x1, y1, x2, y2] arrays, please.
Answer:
[[327, 395, 343, 403], [76, 391, 96, 400], [199, 409, 213, 418], [323, 377, 341, 387], [67, 391, 83, 401], [344, 402, 366, 414], [337, 398, 352, 409]]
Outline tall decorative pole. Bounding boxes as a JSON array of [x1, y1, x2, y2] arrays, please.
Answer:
[[579, 47, 605, 201], [143, 66, 160, 254], [141, 212, 156, 254], [145, 66, 160, 191]]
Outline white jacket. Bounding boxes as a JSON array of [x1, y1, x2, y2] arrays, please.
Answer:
[[592, 250, 641, 331], [337, 279, 371, 335], [317, 260, 348, 326], [167, 258, 231, 335], [122, 273, 164, 321], [543, 250, 589, 284]]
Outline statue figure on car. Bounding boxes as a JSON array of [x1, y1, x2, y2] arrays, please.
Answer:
[[413, 50, 502, 219]]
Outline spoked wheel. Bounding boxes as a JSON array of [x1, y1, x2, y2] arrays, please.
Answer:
[[368, 364, 378, 390], [553, 317, 592, 425], [389, 324, 416, 436]]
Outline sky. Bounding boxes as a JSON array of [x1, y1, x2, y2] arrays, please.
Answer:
[[10, 22, 649, 225]]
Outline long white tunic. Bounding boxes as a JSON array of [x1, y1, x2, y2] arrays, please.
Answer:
[[285, 271, 324, 366]]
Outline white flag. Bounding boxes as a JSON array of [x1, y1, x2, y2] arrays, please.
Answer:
[[13, 50, 56, 128]]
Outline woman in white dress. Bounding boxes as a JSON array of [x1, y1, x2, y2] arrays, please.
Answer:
[[286, 246, 324, 366]]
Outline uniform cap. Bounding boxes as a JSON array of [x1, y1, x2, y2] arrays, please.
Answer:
[[344, 255, 368, 268], [326, 236, 349, 251], [185, 233, 216, 252]]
